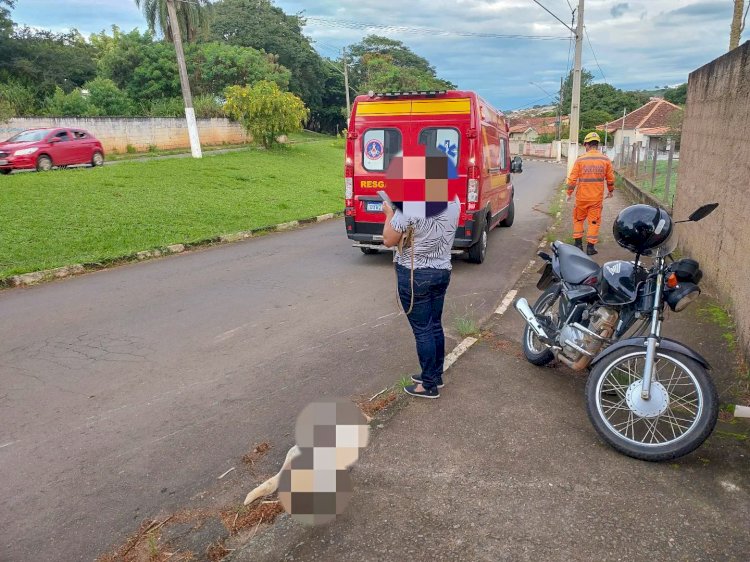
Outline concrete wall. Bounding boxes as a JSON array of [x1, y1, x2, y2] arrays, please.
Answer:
[[0, 117, 249, 153], [513, 141, 554, 158], [673, 41, 750, 355]]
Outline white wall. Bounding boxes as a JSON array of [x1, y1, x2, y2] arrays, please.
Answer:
[[0, 117, 249, 153]]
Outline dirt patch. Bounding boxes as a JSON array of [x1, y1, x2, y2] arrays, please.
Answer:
[[96, 516, 194, 562], [356, 391, 398, 418], [487, 336, 525, 359], [207, 541, 231, 561], [241, 442, 272, 467], [220, 501, 285, 536]]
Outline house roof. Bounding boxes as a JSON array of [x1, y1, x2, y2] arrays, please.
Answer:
[[508, 115, 568, 136], [509, 125, 534, 134], [638, 126, 670, 137], [601, 98, 681, 132]]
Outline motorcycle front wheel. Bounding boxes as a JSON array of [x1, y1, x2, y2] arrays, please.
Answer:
[[585, 346, 718, 461], [522, 283, 561, 366]]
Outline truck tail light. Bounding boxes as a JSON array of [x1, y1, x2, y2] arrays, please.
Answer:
[[345, 160, 354, 206], [467, 165, 479, 208]]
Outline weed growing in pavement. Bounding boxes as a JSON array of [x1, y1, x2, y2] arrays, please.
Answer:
[[454, 314, 480, 338], [396, 376, 412, 390], [699, 303, 737, 351]]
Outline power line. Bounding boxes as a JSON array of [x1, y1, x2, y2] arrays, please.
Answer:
[[305, 16, 569, 41], [530, 0, 576, 33], [584, 25, 607, 82]]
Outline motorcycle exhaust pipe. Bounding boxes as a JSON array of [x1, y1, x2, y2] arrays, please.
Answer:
[[514, 298, 550, 341]]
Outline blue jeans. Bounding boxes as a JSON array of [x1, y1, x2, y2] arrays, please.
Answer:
[[396, 264, 451, 392]]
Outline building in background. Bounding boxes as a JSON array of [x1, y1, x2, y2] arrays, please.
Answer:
[[600, 98, 681, 154]]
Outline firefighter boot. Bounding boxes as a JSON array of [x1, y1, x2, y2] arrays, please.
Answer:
[[586, 243, 598, 256], [574, 238, 583, 250]]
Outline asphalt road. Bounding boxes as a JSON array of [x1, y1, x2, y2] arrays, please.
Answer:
[[0, 161, 564, 561]]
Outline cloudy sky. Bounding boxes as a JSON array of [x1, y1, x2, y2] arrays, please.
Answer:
[[10, 1, 738, 110]]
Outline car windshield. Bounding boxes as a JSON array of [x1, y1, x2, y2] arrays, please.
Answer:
[[6, 130, 52, 143]]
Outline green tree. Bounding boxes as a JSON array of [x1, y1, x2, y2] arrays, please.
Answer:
[[560, 69, 595, 112], [667, 108, 684, 145], [346, 35, 455, 93], [580, 109, 614, 130], [0, 0, 14, 38], [0, 28, 97, 98], [0, 97, 12, 123], [135, 0, 210, 42], [0, 80, 36, 116], [189, 42, 291, 95], [349, 35, 456, 91], [84, 77, 134, 115], [224, 80, 309, 148], [664, 83, 687, 105], [96, 29, 287, 104], [43, 87, 90, 116], [210, 0, 325, 124]]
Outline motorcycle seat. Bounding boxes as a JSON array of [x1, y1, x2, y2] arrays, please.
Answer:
[[555, 242, 600, 284]]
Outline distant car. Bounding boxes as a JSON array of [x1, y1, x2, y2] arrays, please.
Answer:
[[0, 127, 105, 175]]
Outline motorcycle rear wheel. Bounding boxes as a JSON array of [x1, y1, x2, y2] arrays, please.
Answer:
[[522, 284, 560, 366], [585, 346, 718, 461]]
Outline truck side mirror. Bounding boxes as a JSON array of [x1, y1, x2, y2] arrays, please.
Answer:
[[511, 156, 523, 174]]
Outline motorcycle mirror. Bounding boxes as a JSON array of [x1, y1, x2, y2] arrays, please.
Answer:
[[687, 203, 718, 222]]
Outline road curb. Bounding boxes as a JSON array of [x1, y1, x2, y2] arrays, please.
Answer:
[[2, 211, 344, 289]]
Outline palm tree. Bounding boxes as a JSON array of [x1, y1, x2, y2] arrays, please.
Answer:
[[135, 0, 209, 43]]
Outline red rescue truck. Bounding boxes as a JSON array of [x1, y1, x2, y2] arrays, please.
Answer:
[[344, 90, 522, 264]]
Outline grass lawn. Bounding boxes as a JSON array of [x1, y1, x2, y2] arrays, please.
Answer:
[[631, 160, 679, 201], [0, 133, 344, 277]]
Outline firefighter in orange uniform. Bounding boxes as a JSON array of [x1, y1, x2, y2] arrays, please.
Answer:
[[566, 132, 614, 255]]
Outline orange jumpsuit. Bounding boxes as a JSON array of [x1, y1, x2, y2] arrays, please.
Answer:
[[566, 149, 615, 245]]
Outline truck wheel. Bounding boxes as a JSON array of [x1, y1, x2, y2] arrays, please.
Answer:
[[500, 198, 515, 227], [360, 247, 378, 255], [467, 215, 489, 264]]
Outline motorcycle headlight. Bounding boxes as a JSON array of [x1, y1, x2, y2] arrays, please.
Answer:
[[665, 282, 700, 312], [14, 147, 38, 156]]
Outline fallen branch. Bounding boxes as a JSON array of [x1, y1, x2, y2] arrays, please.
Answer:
[[369, 386, 390, 402], [218, 467, 236, 480]]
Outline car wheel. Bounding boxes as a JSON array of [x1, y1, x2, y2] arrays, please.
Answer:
[[92, 151, 104, 167], [36, 155, 53, 172], [0, 169, 11, 175], [360, 247, 379, 255]]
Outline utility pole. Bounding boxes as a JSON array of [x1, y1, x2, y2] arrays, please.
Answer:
[[567, 0, 584, 174], [166, 0, 202, 158], [342, 48, 351, 123], [557, 76, 563, 141]]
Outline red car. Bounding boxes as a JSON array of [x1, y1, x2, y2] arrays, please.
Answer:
[[0, 127, 105, 174]]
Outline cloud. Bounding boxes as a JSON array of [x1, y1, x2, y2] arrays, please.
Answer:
[[610, 3, 630, 19], [6, 0, 734, 111]]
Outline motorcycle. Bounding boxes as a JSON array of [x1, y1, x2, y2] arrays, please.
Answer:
[[514, 202, 720, 461]]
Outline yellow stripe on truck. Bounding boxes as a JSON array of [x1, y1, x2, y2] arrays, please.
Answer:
[[357, 98, 471, 116], [356, 101, 412, 115], [411, 99, 471, 115]]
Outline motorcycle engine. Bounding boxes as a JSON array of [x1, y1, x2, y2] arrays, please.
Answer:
[[557, 306, 619, 371]]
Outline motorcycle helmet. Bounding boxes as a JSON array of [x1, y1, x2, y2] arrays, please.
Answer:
[[613, 204, 673, 255]]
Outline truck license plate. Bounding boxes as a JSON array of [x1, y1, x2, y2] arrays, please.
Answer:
[[366, 202, 383, 212]]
